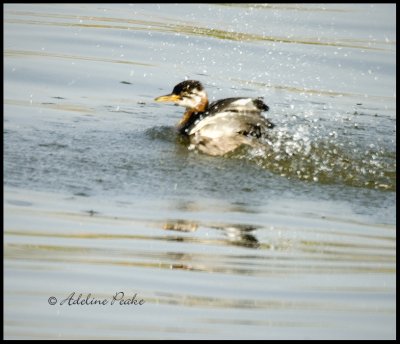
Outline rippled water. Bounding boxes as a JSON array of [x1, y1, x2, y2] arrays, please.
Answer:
[[4, 3, 396, 340]]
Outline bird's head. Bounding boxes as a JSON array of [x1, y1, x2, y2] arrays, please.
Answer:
[[155, 80, 208, 112]]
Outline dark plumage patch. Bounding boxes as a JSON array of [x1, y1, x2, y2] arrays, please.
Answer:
[[253, 98, 269, 112], [172, 80, 204, 95], [266, 120, 275, 128], [207, 98, 269, 117], [238, 121, 273, 138]]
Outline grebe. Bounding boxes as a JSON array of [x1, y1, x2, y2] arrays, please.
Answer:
[[154, 80, 274, 156]]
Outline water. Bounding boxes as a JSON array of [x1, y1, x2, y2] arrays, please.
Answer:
[[4, 3, 396, 339]]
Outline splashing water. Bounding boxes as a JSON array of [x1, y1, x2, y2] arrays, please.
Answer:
[[230, 114, 395, 191]]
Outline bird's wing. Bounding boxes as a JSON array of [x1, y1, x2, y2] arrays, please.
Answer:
[[188, 98, 272, 138], [207, 98, 269, 115], [188, 110, 271, 139]]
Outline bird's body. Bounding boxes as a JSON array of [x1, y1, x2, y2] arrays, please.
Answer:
[[155, 80, 274, 156]]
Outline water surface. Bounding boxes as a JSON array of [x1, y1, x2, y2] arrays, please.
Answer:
[[4, 3, 396, 340]]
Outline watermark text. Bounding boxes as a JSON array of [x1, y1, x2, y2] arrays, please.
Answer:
[[48, 292, 145, 306]]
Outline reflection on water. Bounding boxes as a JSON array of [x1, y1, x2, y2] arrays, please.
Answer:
[[214, 224, 260, 249], [4, 3, 395, 340], [4, 188, 396, 339], [163, 220, 198, 232], [164, 220, 260, 248]]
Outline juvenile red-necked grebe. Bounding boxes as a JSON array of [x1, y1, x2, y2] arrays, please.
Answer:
[[155, 80, 274, 156]]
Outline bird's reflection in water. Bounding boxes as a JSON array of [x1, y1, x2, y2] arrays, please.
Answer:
[[163, 220, 259, 249], [163, 220, 199, 232], [213, 224, 260, 249]]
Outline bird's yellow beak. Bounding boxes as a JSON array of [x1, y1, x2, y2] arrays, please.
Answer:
[[154, 94, 181, 102]]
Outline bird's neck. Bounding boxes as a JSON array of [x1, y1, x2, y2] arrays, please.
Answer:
[[177, 98, 208, 133]]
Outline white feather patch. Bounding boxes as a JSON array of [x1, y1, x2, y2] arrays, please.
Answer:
[[189, 112, 243, 138], [230, 98, 252, 106]]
